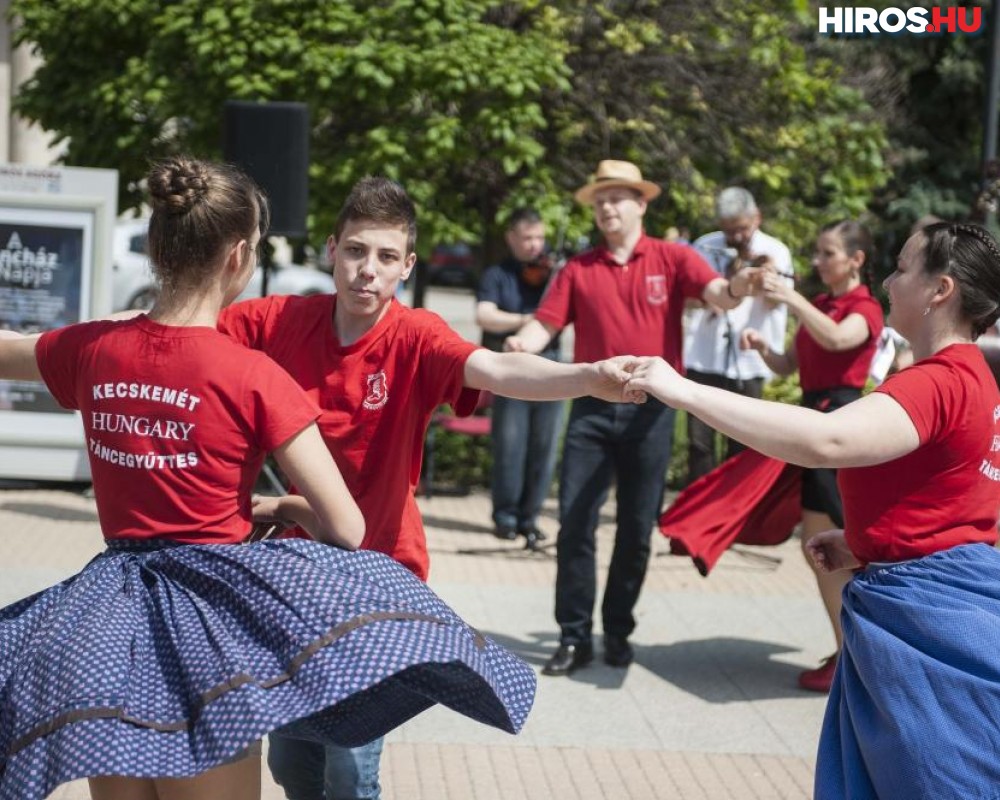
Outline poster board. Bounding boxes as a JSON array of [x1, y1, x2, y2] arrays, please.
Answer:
[[0, 165, 117, 481]]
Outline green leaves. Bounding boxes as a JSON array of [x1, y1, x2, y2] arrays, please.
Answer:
[[539, 1, 890, 260], [11, 0, 894, 265], [821, 4, 993, 274]]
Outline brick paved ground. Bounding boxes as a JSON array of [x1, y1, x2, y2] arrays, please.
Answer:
[[3, 485, 829, 799]]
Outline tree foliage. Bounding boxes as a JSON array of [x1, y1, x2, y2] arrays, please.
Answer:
[[537, 0, 889, 262], [12, 0, 568, 255], [811, 1, 993, 270], [12, 0, 889, 262]]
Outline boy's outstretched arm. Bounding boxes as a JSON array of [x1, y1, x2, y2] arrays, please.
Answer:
[[463, 349, 641, 404]]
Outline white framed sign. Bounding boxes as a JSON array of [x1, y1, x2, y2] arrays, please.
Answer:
[[0, 165, 117, 480]]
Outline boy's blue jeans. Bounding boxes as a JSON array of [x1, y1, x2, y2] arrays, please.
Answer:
[[267, 733, 384, 800]]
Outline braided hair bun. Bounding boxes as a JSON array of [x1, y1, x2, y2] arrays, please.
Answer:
[[147, 157, 212, 216], [145, 156, 265, 297]]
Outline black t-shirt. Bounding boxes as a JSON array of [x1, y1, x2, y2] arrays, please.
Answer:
[[476, 258, 561, 358]]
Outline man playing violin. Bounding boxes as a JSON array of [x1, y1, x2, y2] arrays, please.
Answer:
[[475, 208, 564, 548]]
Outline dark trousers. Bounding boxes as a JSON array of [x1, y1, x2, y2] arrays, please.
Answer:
[[555, 396, 676, 645], [490, 395, 565, 532], [686, 370, 764, 484], [799, 387, 862, 528]]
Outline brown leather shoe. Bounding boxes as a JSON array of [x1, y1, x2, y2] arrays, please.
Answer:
[[541, 643, 594, 676]]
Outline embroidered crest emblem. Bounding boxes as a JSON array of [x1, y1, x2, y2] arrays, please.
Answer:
[[646, 274, 667, 305], [363, 371, 389, 410]]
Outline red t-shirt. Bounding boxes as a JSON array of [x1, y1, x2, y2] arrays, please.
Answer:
[[534, 235, 718, 367], [218, 295, 480, 580], [36, 316, 320, 544], [839, 344, 1000, 564], [795, 285, 883, 392]]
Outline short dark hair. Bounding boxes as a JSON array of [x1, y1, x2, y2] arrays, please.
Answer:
[[919, 222, 1000, 339], [506, 207, 542, 231], [821, 219, 875, 290], [147, 156, 267, 297], [334, 177, 417, 253]]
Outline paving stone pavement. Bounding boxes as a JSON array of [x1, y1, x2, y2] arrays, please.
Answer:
[[2, 485, 830, 799]]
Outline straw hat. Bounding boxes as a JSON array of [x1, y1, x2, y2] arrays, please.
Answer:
[[573, 160, 662, 205]]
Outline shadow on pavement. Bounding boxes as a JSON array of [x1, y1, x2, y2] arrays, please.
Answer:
[[446, 541, 556, 560], [652, 544, 785, 575], [421, 514, 494, 536], [480, 629, 628, 691], [481, 628, 812, 702], [0, 502, 98, 523], [637, 637, 811, 702]]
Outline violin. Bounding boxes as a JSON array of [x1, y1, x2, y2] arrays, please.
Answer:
[[520, 254, 554, 288]]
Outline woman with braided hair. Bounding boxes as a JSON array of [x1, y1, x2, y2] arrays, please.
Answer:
[[0, 157, 535, 800], [741, 219, 883, 693], [627, 222, 1000, 798]]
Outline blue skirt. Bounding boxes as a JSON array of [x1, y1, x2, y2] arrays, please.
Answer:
[[816, 543, 1000, 800], [0, 538, 535, 799]]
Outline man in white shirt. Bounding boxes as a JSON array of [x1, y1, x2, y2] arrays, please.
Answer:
[[683, 187, 793, 483]]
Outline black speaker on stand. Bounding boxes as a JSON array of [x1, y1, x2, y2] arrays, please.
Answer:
[[223, 100, 310, 296], [224, 101, 309, 499]]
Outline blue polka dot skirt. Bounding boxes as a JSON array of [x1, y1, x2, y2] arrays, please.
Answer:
[[0, 538, 536, 799]]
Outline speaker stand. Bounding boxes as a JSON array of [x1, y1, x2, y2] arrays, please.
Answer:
[[255, 240, 285, 498], [259, 240, 273, 298]]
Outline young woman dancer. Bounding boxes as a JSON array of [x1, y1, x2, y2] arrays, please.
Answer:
[[627, 222, 1000, 798], [0, 158, 534, 800], [741, 220, 882, 692]]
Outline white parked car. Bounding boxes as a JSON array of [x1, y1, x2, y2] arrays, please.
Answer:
[[112, 219, 335, 311]]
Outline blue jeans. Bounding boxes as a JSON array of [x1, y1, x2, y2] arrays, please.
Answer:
[[267, 732, 383, 800], [490, 395, 565, 531], [554, 397, 675, 645]]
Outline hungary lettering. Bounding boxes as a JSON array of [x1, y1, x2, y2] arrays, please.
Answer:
[[90, 381, 203, 471], [91, 412, 195, 441]]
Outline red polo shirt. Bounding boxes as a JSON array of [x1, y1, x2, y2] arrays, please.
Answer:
[[534, 234, 717, 367]]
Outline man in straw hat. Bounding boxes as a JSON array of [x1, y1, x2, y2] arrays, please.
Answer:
[[506, 159, 763, 676]]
